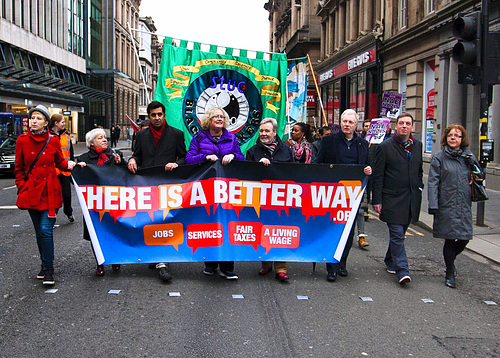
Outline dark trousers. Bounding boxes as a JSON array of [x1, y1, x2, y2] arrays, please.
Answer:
[[205, 261, 234, 272], [28, 209, 58, 270], [443, 239, 469, 272], [58, 174, 73, 217], [385, 223, 409, 279], [326, 225, 355, 273]]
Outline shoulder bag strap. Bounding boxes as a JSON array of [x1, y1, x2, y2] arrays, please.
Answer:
[[25, 135, 51, 180]]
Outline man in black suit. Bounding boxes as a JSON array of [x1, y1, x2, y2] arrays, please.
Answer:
[[128, 101, 187, 282], [316, 109, 372, 282], [372, 113, 423, 285]]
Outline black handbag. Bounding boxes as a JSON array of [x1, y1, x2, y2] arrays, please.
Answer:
[[469, 163, 488, 202]]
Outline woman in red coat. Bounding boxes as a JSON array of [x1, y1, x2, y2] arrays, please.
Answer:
[[14, 105, 76, 285]]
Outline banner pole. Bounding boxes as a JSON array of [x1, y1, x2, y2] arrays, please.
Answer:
[[307, 54, 328, 127]]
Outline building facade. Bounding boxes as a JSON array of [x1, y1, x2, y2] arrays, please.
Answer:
[[0, 0, 110, 143], [265, 0, 321, 126], [113, 0, 140, 138], [138, 16, 161, 122], [378, 0, 500, 186], [268, 0, 500, 188], [315, 0, 384, 127]]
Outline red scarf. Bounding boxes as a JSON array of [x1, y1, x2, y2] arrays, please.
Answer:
[[91, 147, 110, 165], [150, 121, 165, 146]]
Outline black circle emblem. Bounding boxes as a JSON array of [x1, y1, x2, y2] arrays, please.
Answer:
[[182, 69, 263, 144]]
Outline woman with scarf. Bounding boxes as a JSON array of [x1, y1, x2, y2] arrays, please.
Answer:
[[186, 106, 244, 280], [286, 122, 313, 163], [15, 105, 76, 285], [428, 124, 477, 288], [77, 128, 124, 276]]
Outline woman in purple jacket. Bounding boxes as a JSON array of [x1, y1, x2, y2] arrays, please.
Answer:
[[186, 107, 243, 280]]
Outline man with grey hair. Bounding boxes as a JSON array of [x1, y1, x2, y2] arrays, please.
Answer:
[[246, 118, 293, 282], [316, 109, 372, 282]]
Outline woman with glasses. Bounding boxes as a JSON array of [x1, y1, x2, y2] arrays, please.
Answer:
[[428, 124, 478, 288], [186, 106, 244, 280]]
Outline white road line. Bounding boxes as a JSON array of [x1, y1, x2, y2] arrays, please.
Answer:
[[0, 206, 18, 209], [2, 185, 16, 191]]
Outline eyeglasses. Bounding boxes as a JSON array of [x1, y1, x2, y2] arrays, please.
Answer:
[[447, 134, 462, 138], [211, 115, 224, 119]]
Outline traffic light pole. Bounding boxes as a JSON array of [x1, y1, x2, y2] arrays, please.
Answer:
[[476, 0, 489, 226]]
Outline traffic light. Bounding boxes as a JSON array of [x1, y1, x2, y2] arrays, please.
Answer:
[[452, 12, 482, 84]]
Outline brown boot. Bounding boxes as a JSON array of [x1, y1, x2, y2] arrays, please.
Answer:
[[358, 235, 369, 248]]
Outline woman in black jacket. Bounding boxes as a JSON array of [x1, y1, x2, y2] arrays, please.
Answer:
[[77, 128, 125, 276]]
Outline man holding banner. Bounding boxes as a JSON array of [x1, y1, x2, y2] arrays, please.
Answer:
[[316, 109, 372, 282], [127, 101, 187, 282], [246, 117, 294, 282]]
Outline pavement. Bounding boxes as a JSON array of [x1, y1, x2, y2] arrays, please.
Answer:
[[73, 139, 500, 265]]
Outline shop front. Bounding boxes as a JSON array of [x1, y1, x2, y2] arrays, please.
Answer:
[[316, 43, 381, 129]]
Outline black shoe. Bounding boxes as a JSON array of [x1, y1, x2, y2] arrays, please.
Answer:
[[219, 270, 238, 280], [445, 273, 456, 288], [338, 268, 348, 277], [37, 268, 45, 279], [203, 266, 216, 276], [43, 268, 55, 285], [158, 265, 172, 282], [67, 215, 75, 223], [327, 272, 337, 282]]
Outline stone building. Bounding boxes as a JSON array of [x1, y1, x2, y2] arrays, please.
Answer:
[[272, 0, 500, 188], [113, 0, 140, 137], [138, 16, 162, 122], [0, 0, 110, 142], [264, 0, 321, 126]]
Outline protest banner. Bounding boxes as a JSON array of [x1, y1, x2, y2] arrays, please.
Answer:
[[286, 57, 308, 124], [153, 38, 288, 154], [380, 91, 403, 119], [72, 162, 368, 265], [365, 118, 391, 144]]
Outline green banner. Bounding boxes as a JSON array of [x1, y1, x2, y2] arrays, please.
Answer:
[[154, 38, 288, 154]]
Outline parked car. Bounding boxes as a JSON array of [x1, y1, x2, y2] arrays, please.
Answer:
[[0, 137, 16, 175]]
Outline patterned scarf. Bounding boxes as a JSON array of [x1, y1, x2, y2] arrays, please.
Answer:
[[150, 121, 165, 146], [262, 138, 278, 155], [30, 128, 48, 136], [91, 147, 110, 165], [393, 133, 413, 157]]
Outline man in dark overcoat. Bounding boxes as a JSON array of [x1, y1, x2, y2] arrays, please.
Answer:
[[372, 112, 423, 285], [316, 109, 372, 282], [128, 101, 187, 282]]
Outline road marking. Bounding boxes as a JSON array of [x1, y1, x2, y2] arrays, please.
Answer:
[[2, 185, 16, 191], [407, 227, 425, 237], [0, 206, 18, 209]]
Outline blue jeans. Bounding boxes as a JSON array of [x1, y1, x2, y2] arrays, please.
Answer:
[[384, 223, 409, 279], [28, 209, 57, 270]]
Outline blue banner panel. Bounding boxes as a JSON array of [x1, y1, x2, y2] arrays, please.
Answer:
[[71, 161, 367, 265]]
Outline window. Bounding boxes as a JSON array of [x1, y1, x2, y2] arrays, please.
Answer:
[[399, 68, 407, 113], [426, 0, 434, 15], [399, 0, 407, 29]]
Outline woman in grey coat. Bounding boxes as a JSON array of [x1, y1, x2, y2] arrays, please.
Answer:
[[428, 124, 478, 288]]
